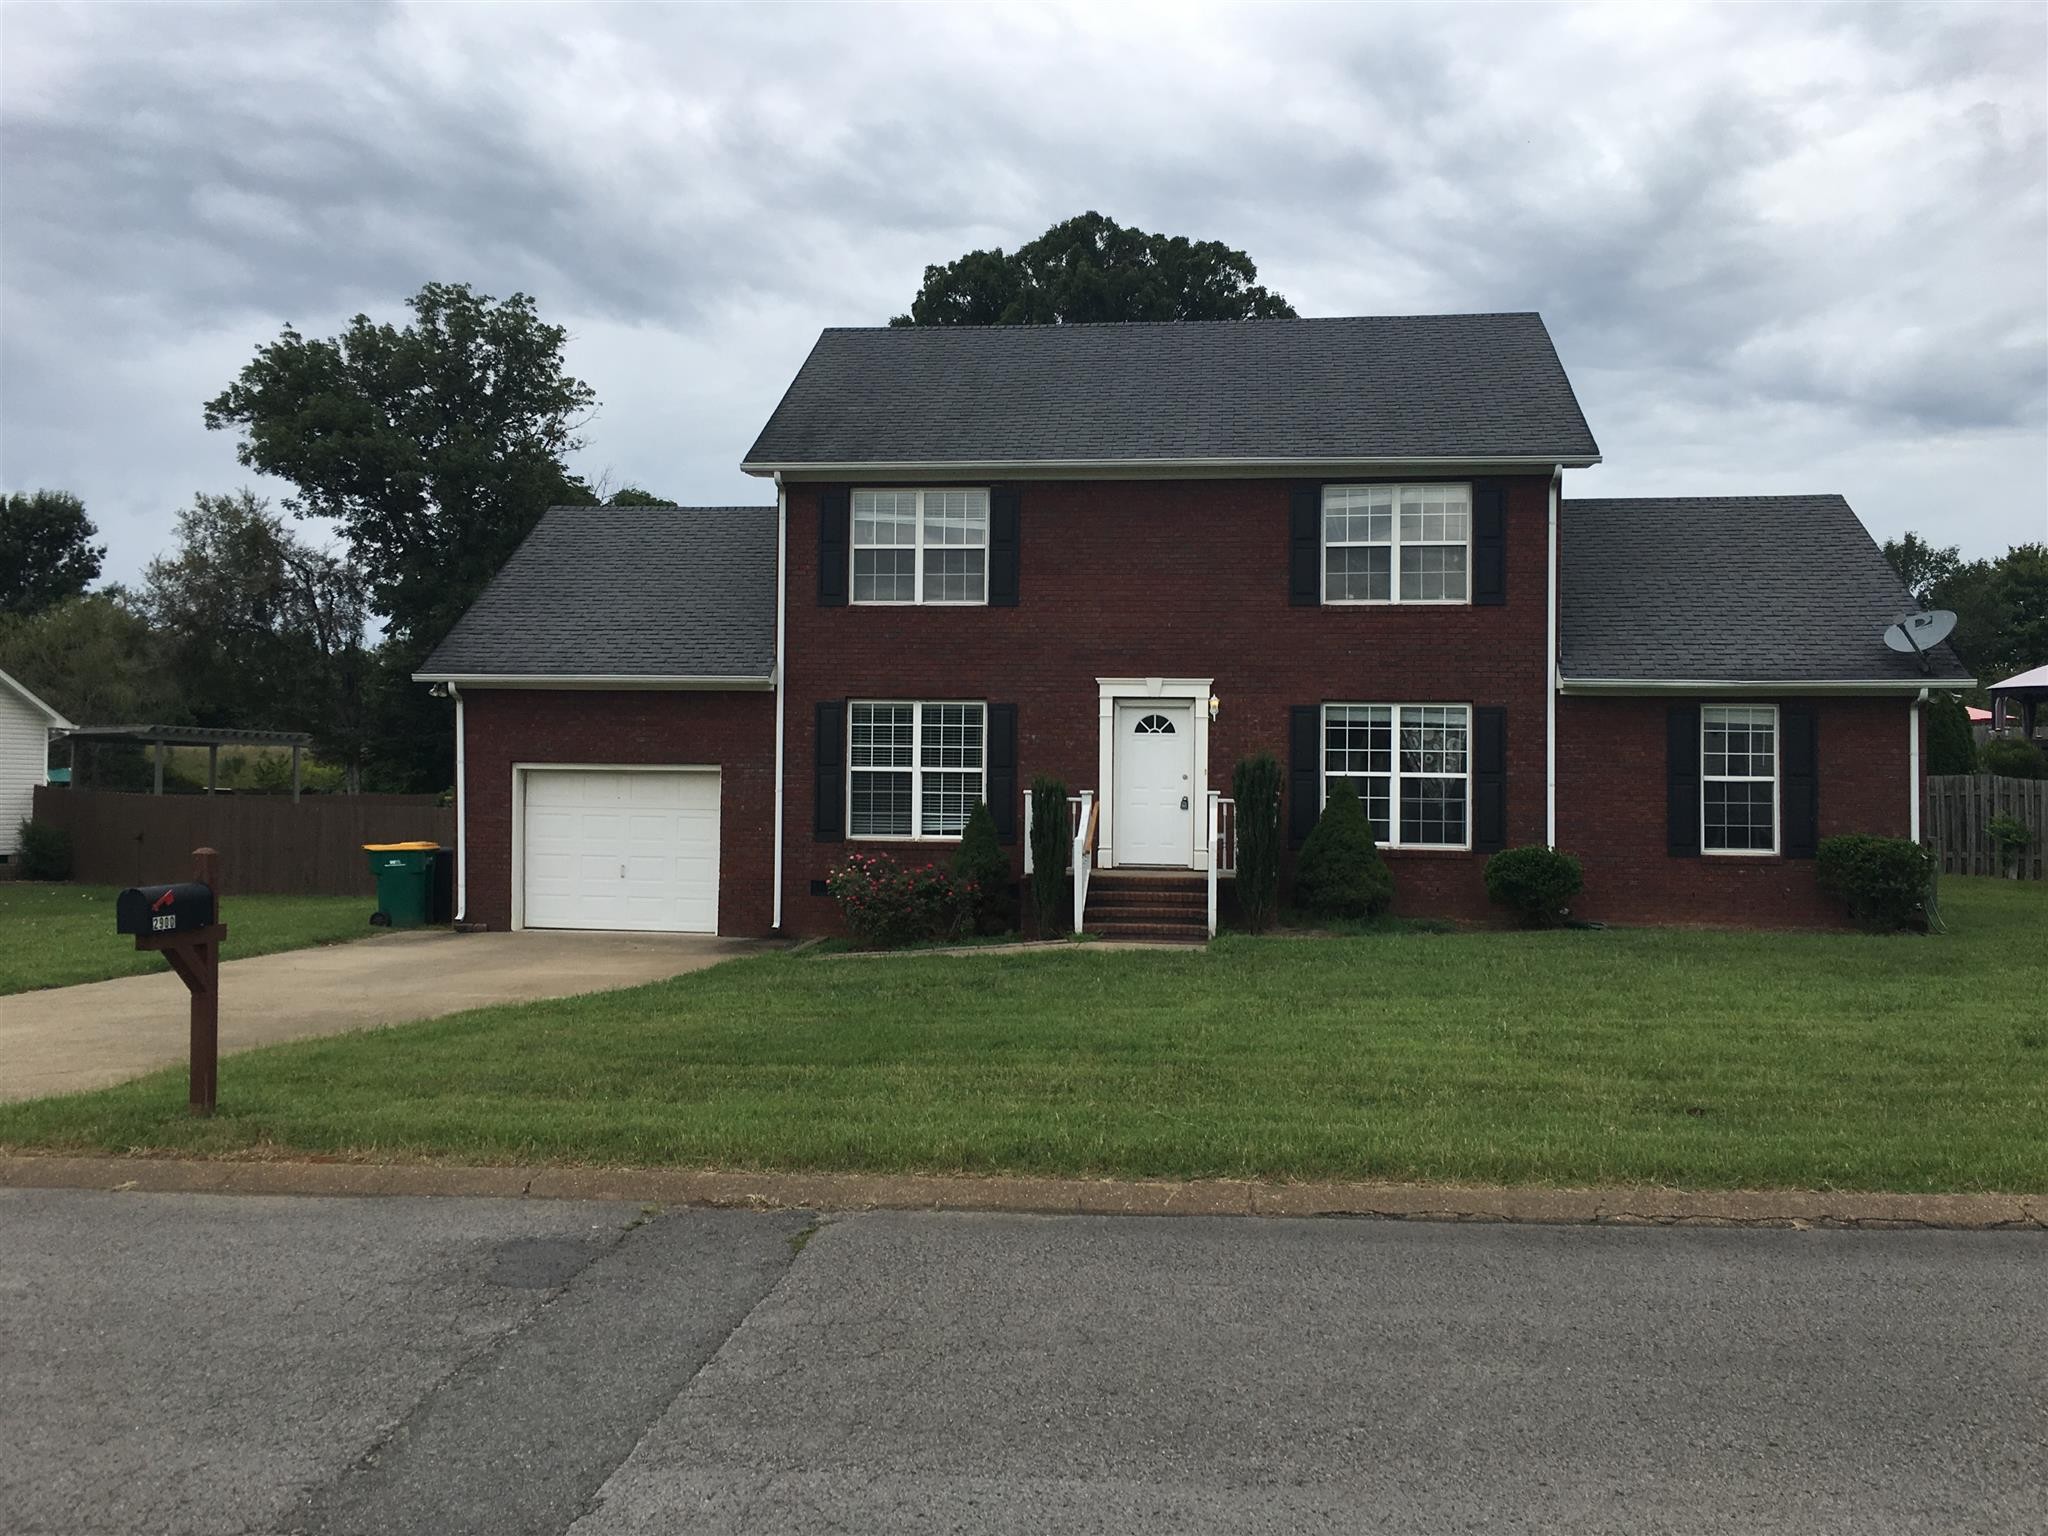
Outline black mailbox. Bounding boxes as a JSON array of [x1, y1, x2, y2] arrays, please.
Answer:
[[116, 882, 216, 938]]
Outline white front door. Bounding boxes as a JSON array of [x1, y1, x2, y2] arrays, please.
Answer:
[[1113, 701, 1195, 866], [522, 768, 720, 933]]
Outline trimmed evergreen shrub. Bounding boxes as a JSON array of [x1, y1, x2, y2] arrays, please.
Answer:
[[1981, 738, 2046, 779], [15, 818, 71, 881], [1484, 845, 1584, 927], [1293, 779, 1394, 920], [1231, 754, 1283, 932], [1815, 834, 1935, 932], [1027, 775, 1070, 936], [1925, 693, 1977, 777], [952, 799, 1015, 933], [824, 852, 970, 948]]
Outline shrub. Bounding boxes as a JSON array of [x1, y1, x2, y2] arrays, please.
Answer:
[[1484, 845, 1584, 927], [1815, 834, 1935, 932], [15, 818, 71, 881], [1293, 779, 1394, 920], [1027, 775, 1069, 935], [1231, 754, 1283, 932], [952, 799, 1015, 933], [823, 852, 970, 949], [1988, 814, 2032, 876], [1925, 693, 1977, 776], [1980, 738, 2046, 779]]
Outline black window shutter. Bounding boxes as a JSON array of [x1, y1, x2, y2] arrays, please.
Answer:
[[1781, 702, 1819, 858], [1473, 481, 1507, 606], [989, 488, 1020, 607], [1667, 704, 1701, 857], [814, 700, 846, 841], [1288, 484, 1321, 606], [817, 485, 850, 606], [1473, 706, 1507, 853], [1289, 705, 1321, 846], [987, 703, 1019, 844]]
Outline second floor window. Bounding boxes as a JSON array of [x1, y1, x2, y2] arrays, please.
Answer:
[[853, 488, 989, 605], [1323, 483, 1471, 604]]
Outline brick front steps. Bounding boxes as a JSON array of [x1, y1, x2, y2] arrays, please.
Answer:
[[1084, 871, 1209, 944]]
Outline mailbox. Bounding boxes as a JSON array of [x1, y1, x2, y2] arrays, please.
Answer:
[[116, 881, 217, 938]]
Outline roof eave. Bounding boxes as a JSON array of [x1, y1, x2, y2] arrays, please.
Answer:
[[1557, 676, 1976, 696], [0, 668, 73, 729], [742, 452, 1602, 479], [412, 672, 776, 692]]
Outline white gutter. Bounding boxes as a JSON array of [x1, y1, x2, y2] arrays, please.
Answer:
[[743, 453, 1601, 478], [772, 471, 788, 932], [1558, 677, 1974, 696], [1546, 464, 1560, 848], [450, 682, 467, 923], [1909, 688, 1925, 841], [411, 673, 774, 691]]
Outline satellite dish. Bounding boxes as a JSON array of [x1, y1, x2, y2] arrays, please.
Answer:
[[1884, 609, 1956, 672]]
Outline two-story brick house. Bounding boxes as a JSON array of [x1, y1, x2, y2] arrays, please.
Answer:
[[419, 313, 1970, 938]]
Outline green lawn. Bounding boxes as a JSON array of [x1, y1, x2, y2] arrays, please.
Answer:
[[2, 878, 2043, 1193], [0, 883, 377, 994]]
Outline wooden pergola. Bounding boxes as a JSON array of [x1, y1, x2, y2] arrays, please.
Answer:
[[54, 725, 315, 800]]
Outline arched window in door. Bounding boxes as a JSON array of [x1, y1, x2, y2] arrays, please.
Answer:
[[1134, 713, 1177, 735]]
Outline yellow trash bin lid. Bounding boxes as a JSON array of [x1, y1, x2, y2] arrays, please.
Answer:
[[362, 841, 441, 851]]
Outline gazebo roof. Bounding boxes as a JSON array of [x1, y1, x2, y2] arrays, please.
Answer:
[[1989, 663, 2048, 694], [54, 724, 313, 747]]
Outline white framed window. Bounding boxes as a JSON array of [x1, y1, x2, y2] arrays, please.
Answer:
[[1322, 483, 1471, 604], [1702, 704, 1778, 855], [1323, 703, 1471, 849], [848, 701, 985, 839], [852, 488, 988, 605]]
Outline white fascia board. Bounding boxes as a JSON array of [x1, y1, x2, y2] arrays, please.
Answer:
[[411, 673, 775, 691], [743, 453, 1601, 479], [1558, 676, 1976, 696]]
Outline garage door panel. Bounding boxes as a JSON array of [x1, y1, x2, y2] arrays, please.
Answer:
[[521, 769, 720, 934]]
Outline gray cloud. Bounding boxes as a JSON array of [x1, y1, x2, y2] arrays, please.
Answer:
[[2, 0, 2042, 589]]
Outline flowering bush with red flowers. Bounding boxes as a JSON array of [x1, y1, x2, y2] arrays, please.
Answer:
[[824, 852, 974, 948]]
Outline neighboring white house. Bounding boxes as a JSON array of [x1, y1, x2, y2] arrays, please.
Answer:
[[0, 669, 72, 859]]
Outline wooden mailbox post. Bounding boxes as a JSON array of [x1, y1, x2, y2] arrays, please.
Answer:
[[115, 847, 227, 1116]]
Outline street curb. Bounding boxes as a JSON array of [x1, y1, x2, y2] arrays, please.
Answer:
[[1, 1154, 2041, 1230]]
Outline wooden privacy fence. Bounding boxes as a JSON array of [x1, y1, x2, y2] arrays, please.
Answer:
[[1924, 774, 2047, 880], [29, 786, 454, 896]]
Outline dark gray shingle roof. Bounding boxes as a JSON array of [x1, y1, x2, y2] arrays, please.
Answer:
[[1561, 495, 1972, 684], [420, 505, 776, 679], [744, 314, 1600, 468]]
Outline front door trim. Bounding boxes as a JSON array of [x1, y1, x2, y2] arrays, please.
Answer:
[[1096, 677, 1213, 870]]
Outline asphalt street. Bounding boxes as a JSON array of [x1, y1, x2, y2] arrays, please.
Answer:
[[1, 1189, 2041, 1535]]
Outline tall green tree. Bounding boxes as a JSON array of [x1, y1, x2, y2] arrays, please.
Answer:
[[203, 281, 597, 654], [892, 211, 1297, 327], [1, 490, 104, 616], [0, 593, 178, 728], [1884, 534, 2047, 688], [139, 491, 372, 786], [1882, 532, 1962, 608]]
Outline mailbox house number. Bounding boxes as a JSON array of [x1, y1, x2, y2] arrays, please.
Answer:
[[152, 912, 178, 932]]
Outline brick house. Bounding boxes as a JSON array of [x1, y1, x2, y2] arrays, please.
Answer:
[[418, 313, 1970, 938]]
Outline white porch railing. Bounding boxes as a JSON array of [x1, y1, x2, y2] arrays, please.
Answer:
[[1021, 789, 1098, 936], [1206, 792, 1237, 937]]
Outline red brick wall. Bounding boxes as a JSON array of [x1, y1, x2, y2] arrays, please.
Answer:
[[782, 475, 1556, 931], [459, 687, 775, 935], [1558, 695, 1919, 927]]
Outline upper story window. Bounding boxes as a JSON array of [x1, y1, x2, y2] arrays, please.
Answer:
[[1323, 484, 1471, 604], [853, 488, 988, 605], [1323, 703, 1471, 848], [1701, 704, 1777, 855]]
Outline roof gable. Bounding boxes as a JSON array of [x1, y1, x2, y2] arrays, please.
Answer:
[[744, 313, 1600, 471], [1560, 495, 1972, 686], [0, 668, 72, 728]]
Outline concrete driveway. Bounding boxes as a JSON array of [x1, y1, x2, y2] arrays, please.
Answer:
[[0, 929, 760, 1102]]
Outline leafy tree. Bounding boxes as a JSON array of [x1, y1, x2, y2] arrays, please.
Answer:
[[203, 281, 597, 656], [1, 490, 104, 616], [892, 211, 1297, 327], [1883, 532, 1962, 607], [1994, 544, 2048, 679], [605, 485, 672, 507], [139, 491, 372, 786], [0, 593, 182, 784], [1883, 534, 2048, 689]]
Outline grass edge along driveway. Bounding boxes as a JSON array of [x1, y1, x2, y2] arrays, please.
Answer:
[[0, 884, 374, 995], [1, 878, 2041, 1196]]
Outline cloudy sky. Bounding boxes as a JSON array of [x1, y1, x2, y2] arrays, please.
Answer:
[[3, 0, 2044, 588]]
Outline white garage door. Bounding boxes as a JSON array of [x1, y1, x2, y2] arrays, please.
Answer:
[[521, 769, 720, 934]]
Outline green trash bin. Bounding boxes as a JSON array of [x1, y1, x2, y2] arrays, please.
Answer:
[[364, 842, 440, 927]]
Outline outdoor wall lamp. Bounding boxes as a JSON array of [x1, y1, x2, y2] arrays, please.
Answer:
[[1208, 693, 1221, 723]]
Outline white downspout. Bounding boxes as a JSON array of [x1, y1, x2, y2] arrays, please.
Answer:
[[771, 472, 788, 932], [1546, 464, 1561, 848], [450, 682, 467, 922], [1910, 687, 1925, 841]]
